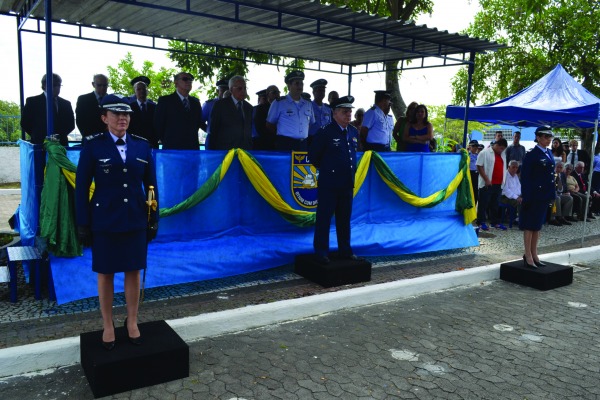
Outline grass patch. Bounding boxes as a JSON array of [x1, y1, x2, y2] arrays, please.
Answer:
[[0, 233, 17, 246], [0, 182, 20, 189]]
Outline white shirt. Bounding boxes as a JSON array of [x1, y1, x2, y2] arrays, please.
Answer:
[[502, 172, 521, 200], [475, 146, 507, 189]]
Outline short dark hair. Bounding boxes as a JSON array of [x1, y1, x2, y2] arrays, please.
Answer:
[[494, 138, 508, 148]]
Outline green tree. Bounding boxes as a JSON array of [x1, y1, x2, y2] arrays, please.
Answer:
[[450, 0, 599, 152], [428, 104, 489, 151], [0, 100, 21, 143], [167, 1, 432, 112], [451, 0, 600, 105], [106, 53, 179, 100]]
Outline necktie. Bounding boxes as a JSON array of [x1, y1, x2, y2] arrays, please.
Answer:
[[571, 152, 575, 166], [141, 102, 146, 113], [54, 98, 59, 114], [115, 138, 125, 146], [237, 101, 244, 120], [182, 98, 190, 111]]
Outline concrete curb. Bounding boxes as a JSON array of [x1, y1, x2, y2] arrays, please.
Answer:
[[0, 245, 597, 378], [0, 189, 20, 195]]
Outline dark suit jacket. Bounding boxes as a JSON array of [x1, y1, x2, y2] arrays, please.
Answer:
[[520, 146, 556, 203], [253, 102, 276, 150], [207, 97, 253, 150], [129, 100, 159, 148], [21, 93, 75, 146], [75, 132, 158, 232], [566, 149, 591, 172], [75, 92, 106, 139], [154, 92, 202, 150]]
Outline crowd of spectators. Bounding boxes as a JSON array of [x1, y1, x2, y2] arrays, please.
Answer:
[[467, 131, 599, 232]]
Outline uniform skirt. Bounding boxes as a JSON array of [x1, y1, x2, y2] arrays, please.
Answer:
[[518, 201, 550, 232], [92, 229, 147, 274]]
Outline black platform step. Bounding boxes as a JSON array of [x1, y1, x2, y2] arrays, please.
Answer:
[[500, 260, 573, 291], [80, 320, 189, 398], [295, 253, 372, 288]]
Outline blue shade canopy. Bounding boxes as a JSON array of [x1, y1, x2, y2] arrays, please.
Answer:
[[446, 64, 600, 129]]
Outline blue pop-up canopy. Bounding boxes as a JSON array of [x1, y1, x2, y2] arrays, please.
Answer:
[[446, 64, 600, 128]]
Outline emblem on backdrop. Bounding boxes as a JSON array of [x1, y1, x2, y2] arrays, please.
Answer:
[[291, 151, 318, 209]]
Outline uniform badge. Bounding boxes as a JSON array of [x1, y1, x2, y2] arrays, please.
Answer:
[[291, 151, 319, 209]]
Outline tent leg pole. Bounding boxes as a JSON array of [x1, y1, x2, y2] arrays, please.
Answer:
[[462, 51, 476, 148], [581, 119, 599, 248]]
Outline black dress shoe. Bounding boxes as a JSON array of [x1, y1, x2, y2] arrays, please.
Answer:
[[558, 218, 572, 226], [102, 321, 116, 351], [523, 255, 538, 269], [565, 216, 578, 222], [315, 255, 331, 265], [124, 317, 142, 345], [548, 219, 562, 226]]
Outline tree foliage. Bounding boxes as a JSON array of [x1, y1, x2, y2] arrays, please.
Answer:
[[106, 53, 180, 100], [167, 1, 431, 109], [451, 0, 600, 106], [0, 100, 21, 143], [427, 104, 488, 151]]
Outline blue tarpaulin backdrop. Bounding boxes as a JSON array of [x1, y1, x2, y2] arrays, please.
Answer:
[[17, 144, 478, 304]]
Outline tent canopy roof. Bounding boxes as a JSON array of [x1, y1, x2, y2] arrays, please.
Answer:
[[1, 0, 503, 67], [446, 64, 600, 129]]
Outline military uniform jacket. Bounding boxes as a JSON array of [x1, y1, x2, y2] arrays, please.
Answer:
[[266, 94, 315, 139], [309, 122, 358, 189], [309, 101, 332, 136], [154, 92, 202, 150], [520, 145, 556, 203], [75, 132, 158, 232], [362, 105, 393, 145]]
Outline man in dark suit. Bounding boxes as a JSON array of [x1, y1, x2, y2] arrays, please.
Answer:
[[207, 76, 253, 150], [572, 161, 600, 217], [154, 72, 204, 150], [566, 139, 591, 174], [309, 95, 359, 264], [253, 84, 280, 150], [76, 74, 109, 140], [128, 79, 158, 148], [21, 73, 75, 146]]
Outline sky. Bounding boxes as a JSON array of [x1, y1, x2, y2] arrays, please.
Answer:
[[0, 0, 480, 114]]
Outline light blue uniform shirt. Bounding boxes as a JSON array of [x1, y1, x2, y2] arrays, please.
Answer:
[[362, 105, 394, 145], [267, 95, 315, 139], [309, 101, 332, 136]]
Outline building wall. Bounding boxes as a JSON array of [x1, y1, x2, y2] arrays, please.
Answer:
[[0, 146, 20, 183]]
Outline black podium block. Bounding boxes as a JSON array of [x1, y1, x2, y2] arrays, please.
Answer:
[[500, 260, 573, 291], [80, 320, 189, 398], [295, 254, 372, 288]]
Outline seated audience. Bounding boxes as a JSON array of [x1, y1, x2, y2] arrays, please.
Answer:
[[500, 160, 522, 210], [565, 163, 590, 221], [554, 162, 578, 223]]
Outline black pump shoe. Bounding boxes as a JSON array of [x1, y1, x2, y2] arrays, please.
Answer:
[[534, 259, 546, 267], [124, 317, 142, 345], [102, 321, 116, 351], [523, 255, 538, 269]]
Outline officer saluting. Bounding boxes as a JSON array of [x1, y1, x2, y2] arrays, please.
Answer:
[[309, 96, 359, 265], [360, 90, 394, 152], [266, 70, 315, 151]]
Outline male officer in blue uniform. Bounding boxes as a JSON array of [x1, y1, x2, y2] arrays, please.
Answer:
[[360, 90, 394, 152], [266, 70, 315, 151], [309, 95, 359, 265], [308, 79, 332, 143]]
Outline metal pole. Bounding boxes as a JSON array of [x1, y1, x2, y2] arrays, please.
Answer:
[[347, 65, 353, 96], [462, 51, 476, 148], [45, 0, 55, 141], [17, 16, 26, 141], [581, 120, 599, 247]]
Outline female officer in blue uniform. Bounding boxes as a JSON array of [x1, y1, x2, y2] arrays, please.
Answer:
[[520, 126, 555, 268], [76, 95, 158, 350], [309, 96, 358, 264]]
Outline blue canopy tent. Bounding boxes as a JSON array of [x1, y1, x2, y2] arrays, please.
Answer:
[[446, 64, 600, 245], [446, 64, 600, 129]]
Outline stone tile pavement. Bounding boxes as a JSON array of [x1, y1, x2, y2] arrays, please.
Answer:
[[1, 259, 599, 399]]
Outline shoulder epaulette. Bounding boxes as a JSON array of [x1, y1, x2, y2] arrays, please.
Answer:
[[130, 134, 148, 142], [85, 133, 103, 141]]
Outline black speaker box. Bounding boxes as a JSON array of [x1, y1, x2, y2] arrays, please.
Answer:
[[295, 254, 372, 288], [500, 260, 573, 291], [80, 320, 189, 398]]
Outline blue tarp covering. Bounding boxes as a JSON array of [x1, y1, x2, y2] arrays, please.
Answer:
[[446, 64, 600, 128], [18, 145, 478, 304]]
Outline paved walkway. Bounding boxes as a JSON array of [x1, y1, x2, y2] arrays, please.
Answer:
[[1, 259, 599, 399]]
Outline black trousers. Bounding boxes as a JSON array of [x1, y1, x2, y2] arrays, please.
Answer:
[[313, 186, 353, 257], [477, 184, 502, 225], [275, 135, 307, 152]]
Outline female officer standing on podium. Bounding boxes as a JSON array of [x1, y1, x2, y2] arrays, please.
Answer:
[[76, 95, 158, 350], [520, 126, 555, 268]]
